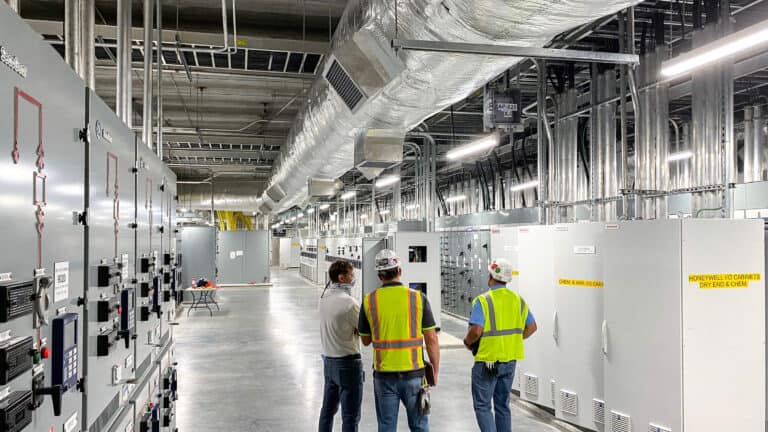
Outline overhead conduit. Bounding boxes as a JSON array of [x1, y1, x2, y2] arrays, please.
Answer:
[[262, 0, 641, 214]]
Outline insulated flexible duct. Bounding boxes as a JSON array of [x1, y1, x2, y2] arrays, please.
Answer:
[[266, 0, 640, 213]]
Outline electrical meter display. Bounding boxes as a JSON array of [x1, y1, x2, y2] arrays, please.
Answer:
[[52, 313, 78, 391]]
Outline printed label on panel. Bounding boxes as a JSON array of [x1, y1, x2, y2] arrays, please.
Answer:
[[688, 273, 762, 289]]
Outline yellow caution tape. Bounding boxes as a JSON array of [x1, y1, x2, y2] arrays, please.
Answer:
[[688, 273, 761, 289], [558, 278, 604, 288]]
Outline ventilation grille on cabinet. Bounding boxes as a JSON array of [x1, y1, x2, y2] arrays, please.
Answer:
[[611, 411, 632, 432], [324, 60, 365, 111], [593, 399, 606, 424], [649, 423, 671, 432], [524, 374, 539, 397], [560, 390, 578, 416]]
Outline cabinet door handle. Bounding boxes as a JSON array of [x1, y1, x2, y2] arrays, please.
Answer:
[[601, 320, 608, 355], [552, 311, 559, 342]]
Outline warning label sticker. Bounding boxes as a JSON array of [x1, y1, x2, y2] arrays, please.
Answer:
[[512, 270, 520, 277], [688, 273, 761, 289], [558, 278, 604, 288]]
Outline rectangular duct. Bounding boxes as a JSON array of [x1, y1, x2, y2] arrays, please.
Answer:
[[265, 183, 286, 203], [323, 31, 405, 112], [354, 129, 405, 179], [308, 178, 343, 198]]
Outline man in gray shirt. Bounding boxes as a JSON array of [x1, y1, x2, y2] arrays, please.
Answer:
[[318, 260, 364, 432]]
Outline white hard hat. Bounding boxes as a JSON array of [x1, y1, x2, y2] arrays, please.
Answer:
[[375, 249, 401, 271], [488, 258, 514, 283]]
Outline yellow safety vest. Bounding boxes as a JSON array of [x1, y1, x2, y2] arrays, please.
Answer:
[[363, 285, 425, 372], [474, 287, 528, 362]]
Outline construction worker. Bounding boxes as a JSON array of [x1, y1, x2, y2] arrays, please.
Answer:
[[318, 260, 364, 432], [463, 258, 537, 432], [358, 249, 440, 432]]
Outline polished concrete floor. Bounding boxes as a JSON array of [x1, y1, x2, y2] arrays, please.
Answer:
[[174, 268, 569, 432]]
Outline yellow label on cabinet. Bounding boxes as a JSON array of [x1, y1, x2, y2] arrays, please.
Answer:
[[512, 270, 520, 276], [688, 273, 761, 289], [558, 278, 604, 288]]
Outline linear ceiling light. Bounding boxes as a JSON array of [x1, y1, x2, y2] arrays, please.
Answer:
[[446, 134, 499, 160], [668, 150, 694, 162], [445, 195, 467, 203], [341, 190, 356, 200], [510, 180, 539, 192], [375, 176, 400, 188], [661, 21, 768, 77], [380, 209, 391, 215], [307, 208, 315, 214], [319, 204, 331, 210], [405, 204, 420, 210]]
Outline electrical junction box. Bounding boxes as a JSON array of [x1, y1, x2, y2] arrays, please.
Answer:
[[484, 87, 522, 131]]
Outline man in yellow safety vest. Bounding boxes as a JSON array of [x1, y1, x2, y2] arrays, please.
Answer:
[[358, 249, 440, 432], [463, 258, 537, 432]]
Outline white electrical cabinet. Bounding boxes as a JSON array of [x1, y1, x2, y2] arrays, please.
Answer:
[[517, 225, 557, 409], [279, 237, 301, 269], [602, 219, 765, 432], [552, 223, 605, 431], [389, 232, 442, 328]]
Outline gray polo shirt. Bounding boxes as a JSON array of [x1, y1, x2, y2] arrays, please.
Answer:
[[319, 283, 361, 357]]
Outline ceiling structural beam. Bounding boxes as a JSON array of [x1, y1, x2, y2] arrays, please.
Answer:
[[95, 63, 315, 81], [25, 19, 329, 54], [391, 39, 640, 65]]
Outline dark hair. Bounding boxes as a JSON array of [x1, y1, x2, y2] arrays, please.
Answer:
[[377, 268, 399, 281], [329, 260, 354, 283]]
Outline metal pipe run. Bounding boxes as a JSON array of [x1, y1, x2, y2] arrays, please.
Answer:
[[536, 60, 548, 224], [65, 0, 82, 77], [81, 0, 95, 89], [155, 0, 163, 159], [117, 0, 132, 125], [142, 0, 154, 150]]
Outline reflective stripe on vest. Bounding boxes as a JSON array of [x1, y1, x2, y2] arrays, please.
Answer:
[[475, 288, 527, 362], [482, 293, 524, 337], [366, 286, 424, 372]]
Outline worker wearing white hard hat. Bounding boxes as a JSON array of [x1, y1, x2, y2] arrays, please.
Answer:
[[358, 249, 440, 432], [463, 258, 537, 432]]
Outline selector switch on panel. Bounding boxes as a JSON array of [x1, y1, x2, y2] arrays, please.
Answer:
[[96, 327, 119, 357], [139, 305, 151, 322]]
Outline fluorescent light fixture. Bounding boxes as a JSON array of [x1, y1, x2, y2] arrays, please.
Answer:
[[360, 214, 368, 219], [319, 204, 330, 210], [668, 150, 693, 162], [307, 208, 315, 214], [297, 213, 304, 218], [445, 195, 466, 203], [446, 134, 499, 160], [380, 209, 391, 215], [405, 204, 420, 210], [179, 208, 188, 213], [661, 20, 768, 77], [341, 190, 356, 200], [252, 211, 257, 216], [510, 180, 539, 192], [375, 176, 400, 188]]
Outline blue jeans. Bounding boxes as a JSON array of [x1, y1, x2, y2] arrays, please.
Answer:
[[471, 361, 517, 432], [373, 376, 429, 432], [318, 356, 364, 432]]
